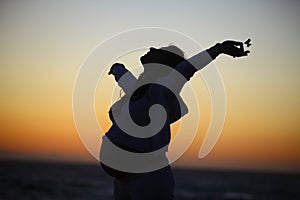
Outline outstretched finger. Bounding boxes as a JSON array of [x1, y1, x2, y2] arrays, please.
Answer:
[[237, 50, 250, 57]]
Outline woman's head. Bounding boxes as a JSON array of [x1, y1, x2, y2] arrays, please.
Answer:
[[140, 45, 185, 78]]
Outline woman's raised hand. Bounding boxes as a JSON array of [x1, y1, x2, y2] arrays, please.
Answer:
[[219, 39, 251, 58], [108, 63, 126, 75]]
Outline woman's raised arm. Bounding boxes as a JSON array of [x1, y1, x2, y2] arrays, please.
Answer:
[[159, 40, 250, 94], [108, 63, 137, 94]]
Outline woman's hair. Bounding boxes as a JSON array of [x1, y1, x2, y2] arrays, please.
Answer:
[[159, 45, 185, 68], [142, 45, 186, 78], [120, 45, 185, 99]]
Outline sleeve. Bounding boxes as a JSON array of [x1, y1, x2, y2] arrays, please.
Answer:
[[114, 67, 138, 94], [157, 44, 221, 94], [147, 83, 189, 124], [147, 44, 221, 122]]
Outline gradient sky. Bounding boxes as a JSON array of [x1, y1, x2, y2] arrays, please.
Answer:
[[0, 0, 299, 172]]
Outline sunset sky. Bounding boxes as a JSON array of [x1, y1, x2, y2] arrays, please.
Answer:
[[0, 0, 299, 172]]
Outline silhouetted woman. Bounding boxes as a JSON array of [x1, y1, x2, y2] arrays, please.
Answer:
[[100, 40, 250, 200]]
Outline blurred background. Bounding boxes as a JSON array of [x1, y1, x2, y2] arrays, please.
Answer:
[[1, 0, 299, 199]]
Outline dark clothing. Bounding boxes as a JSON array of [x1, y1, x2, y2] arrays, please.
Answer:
[[105, 58, 199, 154], [100, 46, 219, 199], [114, 166, 175, 200], [106, 84, 184, 153]]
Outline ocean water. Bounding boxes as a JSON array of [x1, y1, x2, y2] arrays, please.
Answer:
[[0, 160, 299, 200]]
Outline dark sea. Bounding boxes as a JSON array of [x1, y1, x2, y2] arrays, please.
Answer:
[[0, 160, 299, 200]]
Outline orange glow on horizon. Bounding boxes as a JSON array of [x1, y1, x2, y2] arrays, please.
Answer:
[[1, 0, 300, 173]]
